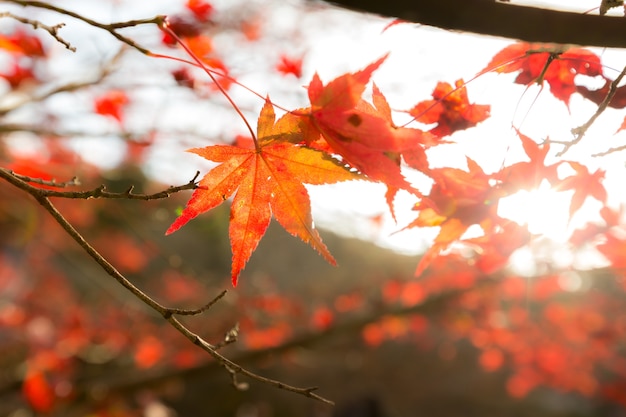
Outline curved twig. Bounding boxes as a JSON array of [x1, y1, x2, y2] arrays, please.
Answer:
[[1, 0, 162, 55], [561, 64, 626, 156], [0, 168, 200, 200], [0, 11, 75, 51]]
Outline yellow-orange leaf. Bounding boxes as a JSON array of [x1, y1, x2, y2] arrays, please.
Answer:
[[167, 100, 362, 285]]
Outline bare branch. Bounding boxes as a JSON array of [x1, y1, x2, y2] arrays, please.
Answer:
[[7, 171, 80, 188], [164, 290, 228, 317], [0, 11, 75, 51], [213, 322, 240, 350], [0, 168, 201, 200], [559, 65, 626, 156], [593, 143, 626, 157], [2, 0, 163, 55]]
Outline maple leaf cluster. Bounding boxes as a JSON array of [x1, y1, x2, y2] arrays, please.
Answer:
[[168, 41, 618, 287], [167, 55, 463, 284]]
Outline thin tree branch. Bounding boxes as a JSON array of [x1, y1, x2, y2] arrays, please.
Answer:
[[1, 0, 162, 55], [593, 143, 626, 156], [0, 168, 201, 200], [560, 65, 626, 156], [0, 169, 334, 405], [164, 290, 228, 317], [0, 11, 75, 51], [5, 171, 81, 188]]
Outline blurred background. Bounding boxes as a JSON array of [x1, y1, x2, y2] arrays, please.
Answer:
[[2, 0, 626, 416]]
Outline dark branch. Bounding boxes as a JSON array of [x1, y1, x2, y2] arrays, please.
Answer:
[[0, 168, 200, 200], [2, 0, 162, 55], [562, 64, 626, 155], [0, 11, 76, 51], [323, 0, 626, 48]]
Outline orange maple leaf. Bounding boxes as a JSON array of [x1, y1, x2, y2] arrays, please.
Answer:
[[497, 130, 559, 190], [407, 158, 503, 275], [409, 79, 490, 137], [166, 100, 362, 285], [485, 43, 603, 106], [558, 161, 607, 218]]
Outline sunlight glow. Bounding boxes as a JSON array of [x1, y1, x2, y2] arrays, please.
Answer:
[[498, 181, 572, 242]]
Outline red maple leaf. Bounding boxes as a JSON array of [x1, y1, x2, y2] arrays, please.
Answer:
[[484, 43, 603, 106], [296, 56, 431, 197], [166, 100, 362, 285], [408, 79, 490, 137]]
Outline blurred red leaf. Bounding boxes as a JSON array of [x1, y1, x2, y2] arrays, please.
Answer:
[[0, 29, 45, 56], [334, 292, 364, 312], [507, 369, 539, 398], [94, 90, 129, 123], [186, 0, 214, 22], [276, 55, 303, 78], [400, 282, 425, 306], [479, 348, 505, 372], [559, 161, 607, 218], [134, 336, 164, 368], [241, 18, 262, 41], [22, 370, 55, 413], [0, 62, 37, 89], [362, 323, 384, 347], [497, 130, 559, 190], [244, 323, 291, 350], [311, 306, 334, 330], [597, 232, 626, 269]]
